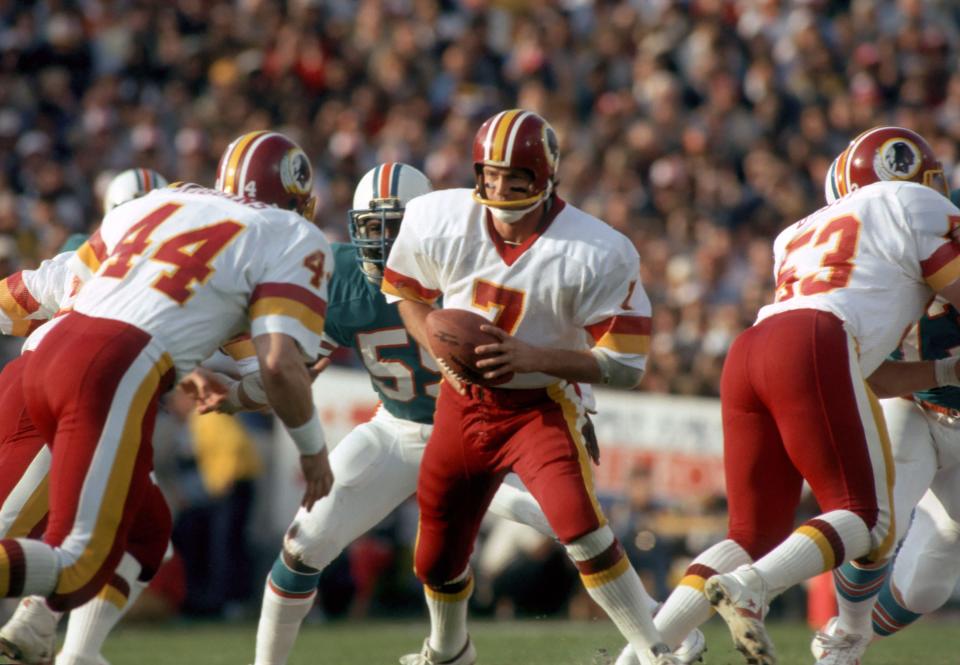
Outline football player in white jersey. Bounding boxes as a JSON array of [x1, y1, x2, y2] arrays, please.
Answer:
[[801, 134, 960, 665], [381, 109, 680, 665], [647, 126, 960, 665], [179, 162, 561, 665], [0, 131, 334, 663], [0, 168, 172, 665]]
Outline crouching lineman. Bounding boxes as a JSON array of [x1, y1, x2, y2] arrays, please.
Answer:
[[0, 168, 170, 665], [0, 131, 334, 661]]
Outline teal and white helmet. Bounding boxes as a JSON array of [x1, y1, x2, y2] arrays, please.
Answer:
[[103, 168, 168, 212]]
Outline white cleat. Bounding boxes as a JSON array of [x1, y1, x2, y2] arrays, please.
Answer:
[[615, 630, 706, 665], [399, 637, 476, 665], [810, 617, 868, 665], [0, 596, 58, 664], [704, 567, 776, 665]]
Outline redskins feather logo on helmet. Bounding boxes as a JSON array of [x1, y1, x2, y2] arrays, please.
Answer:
[[471, 109, 560, 212], [215, 130, 317, 220], [830, 126, 948, 199]]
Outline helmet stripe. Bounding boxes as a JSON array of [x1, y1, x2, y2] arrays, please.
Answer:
[[491, 110, 523, 163], [371, 164, 381, 200], [482, 111, 507, 162], [379, 162, 395, 198], [141, 168, 153, 193], [224, 130, 269, 194], [503, 111, 532, 166], [237, 132, 275, 196], [389, 162, 402, 197]]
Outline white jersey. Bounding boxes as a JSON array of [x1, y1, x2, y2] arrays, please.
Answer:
[[27, 184, 332, 379], [382, 189, 651, 389], [758, 181, 960, 375], [0, 251, 79, 336]]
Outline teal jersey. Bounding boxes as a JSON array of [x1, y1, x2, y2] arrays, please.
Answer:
[[323, 243, 440, 423], [892, 298, 960, 410]]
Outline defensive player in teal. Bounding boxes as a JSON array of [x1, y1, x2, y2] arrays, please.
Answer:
[[806, 157, 960, 665], [249, 163, 555, 665]]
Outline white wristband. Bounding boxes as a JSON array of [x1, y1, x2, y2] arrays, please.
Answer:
[[284, 412, 326, 455], [934, 357, 960, 387]]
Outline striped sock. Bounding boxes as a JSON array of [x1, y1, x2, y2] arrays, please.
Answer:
[[754, 510, 870, 598], [59, 553, 142, 661], [0, 538, 58, 598], [655, 539, 752, 648], [566, 527, 664, 659], [872, 581, 921, 637], [424, 569, 473, 658], [833, 560, 888, 635], [254, 555, 321, 665]]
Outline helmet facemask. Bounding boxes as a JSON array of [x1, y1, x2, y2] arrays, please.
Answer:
[[348, 198, 404, 284]]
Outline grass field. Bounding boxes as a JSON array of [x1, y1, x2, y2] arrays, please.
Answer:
[[93, 617, 956, 665]]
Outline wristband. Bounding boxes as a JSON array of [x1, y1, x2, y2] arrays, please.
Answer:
[[935, 357, 960, 387], [284, 412, 326, 455]]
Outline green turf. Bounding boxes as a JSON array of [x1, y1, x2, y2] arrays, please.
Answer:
[[94, 616, 957, 665]]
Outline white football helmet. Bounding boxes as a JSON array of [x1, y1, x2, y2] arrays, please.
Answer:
[[824, 155, 840, 204], [103, 168, 168, 212], [348, 162, 432, 284]]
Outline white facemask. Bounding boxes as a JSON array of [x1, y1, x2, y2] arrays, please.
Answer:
[[487, 199, 543, 225]]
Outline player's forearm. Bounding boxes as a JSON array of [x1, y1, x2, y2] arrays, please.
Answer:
[[866, 359, 954, 398], [533, 347, 602, 384], [254, 334, 314, 427], [397, 299, 434, 351]]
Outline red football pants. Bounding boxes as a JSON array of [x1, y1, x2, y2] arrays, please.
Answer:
[[21, 313, 174, 610], [720, 309, 895, 561], [0, 353, 48, 539], [415, 381, 603, 585]]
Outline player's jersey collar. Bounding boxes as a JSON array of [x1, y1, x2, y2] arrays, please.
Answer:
[[485, 197, 566, 266]]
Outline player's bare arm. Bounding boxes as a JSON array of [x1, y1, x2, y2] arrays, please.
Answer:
[[254, 332, 334, 509], [475, 324, 602, 384], [398, 299, 465, 394], [866, 358, 959, 398]]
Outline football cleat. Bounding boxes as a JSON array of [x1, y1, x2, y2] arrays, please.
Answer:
[[0, 596, 58, 664], [704, 566, 776, 665], [614, 629, 706, 665], [399, 637, 476, 665], [810, 617, 868, 665]]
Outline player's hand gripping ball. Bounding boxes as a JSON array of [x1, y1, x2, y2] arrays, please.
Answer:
[[425, 308, 514, 387]]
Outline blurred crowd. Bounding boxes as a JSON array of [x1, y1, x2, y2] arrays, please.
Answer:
[[4, 0, 960, 620], [2, 0, 960, 393]]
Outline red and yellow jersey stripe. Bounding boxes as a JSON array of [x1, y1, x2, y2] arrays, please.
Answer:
[[381, 267, 441, 305], [0, 272, 43, 336], [249, 282, 326, 336], [922, 245, 960, 291], [73, 230, 109, 277], [220, 333, 256, 361], [586, 314, 651, 355]]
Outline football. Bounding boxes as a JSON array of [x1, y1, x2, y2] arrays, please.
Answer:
[[425, 308, 514, 386]]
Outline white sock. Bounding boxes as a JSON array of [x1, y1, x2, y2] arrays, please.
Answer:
[[59, 553, 142, 661], [0, 539, 60, 597], [566, 527, 663, 659], [655, 539, 752, 648], [754, 510, 870, 598], [424, 568, 472, 658], [254, 578, 316, 665]]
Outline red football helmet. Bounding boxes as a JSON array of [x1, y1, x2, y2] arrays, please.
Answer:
[[215, 130, 316, 219], [472, 109, 560, 211], [833, 126, 948, 198]]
